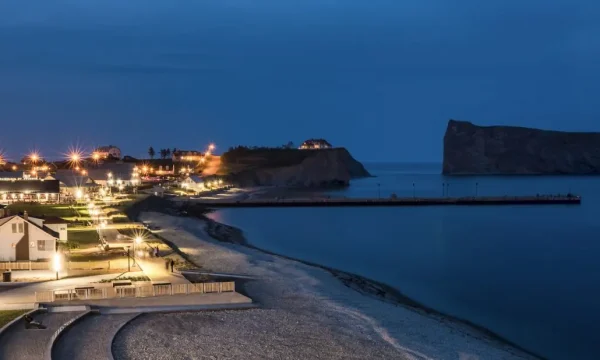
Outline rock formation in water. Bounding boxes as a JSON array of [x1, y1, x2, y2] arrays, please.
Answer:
[[443, 119, 600, 174], [219, 147, 370, 187]]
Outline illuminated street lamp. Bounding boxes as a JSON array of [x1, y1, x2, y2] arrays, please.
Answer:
[[53, 252, 61, 280], [75, 189, 83, 200]]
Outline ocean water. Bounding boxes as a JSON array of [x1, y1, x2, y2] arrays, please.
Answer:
[[208, 163, 600, 360]]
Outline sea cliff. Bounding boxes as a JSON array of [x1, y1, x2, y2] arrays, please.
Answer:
[[218, 147, 370, 187], [443, 119, 600, 175]]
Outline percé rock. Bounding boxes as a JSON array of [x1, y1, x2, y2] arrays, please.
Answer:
[[443, 119, 600, 175], [222, 148, 370, 187]]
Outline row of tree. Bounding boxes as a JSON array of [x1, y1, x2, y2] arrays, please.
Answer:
[[147, 147, 179, 159]]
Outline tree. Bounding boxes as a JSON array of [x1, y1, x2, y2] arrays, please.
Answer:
[[148, 147, 155, 159], [165, 148, 171, 157], [159, 149, 167, 159]]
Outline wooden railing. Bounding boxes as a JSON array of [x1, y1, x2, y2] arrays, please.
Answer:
[[35, 281, 236, 303], [0, 260, 139, 271]]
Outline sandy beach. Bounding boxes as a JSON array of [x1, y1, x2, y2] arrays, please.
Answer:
[[113, 209, 537, 360]]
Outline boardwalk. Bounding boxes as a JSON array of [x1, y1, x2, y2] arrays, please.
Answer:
[[192, 195, 581, 208]]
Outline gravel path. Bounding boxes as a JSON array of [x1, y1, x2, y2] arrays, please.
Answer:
[[52, 313, 139, 360], [112, 212, 537, 360], [0, 312, 82, 360]]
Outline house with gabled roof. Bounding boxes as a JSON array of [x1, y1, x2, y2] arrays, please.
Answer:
[[0, 211, 58, 261]]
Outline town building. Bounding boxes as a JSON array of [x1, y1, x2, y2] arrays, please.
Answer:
[[0, 176, 61, 204], [180, 175, 205, 192], [45, 170, 98, 199], [87, 163, 138, 187], [29, 216, 68, 242], [93, 145, 122, 160], [299, 139, 333, 149], [0, 212, 58, 261], [172, 150, 204, 162]]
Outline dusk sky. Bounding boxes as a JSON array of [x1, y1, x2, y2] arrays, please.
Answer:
[[0, 0, 598, 162]]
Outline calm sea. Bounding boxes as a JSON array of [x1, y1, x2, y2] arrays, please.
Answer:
[[208, 163, 600, 360]]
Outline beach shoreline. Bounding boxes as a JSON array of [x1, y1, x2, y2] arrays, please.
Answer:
[[126, 195, 541, 359], [201, 214, 543, 360]]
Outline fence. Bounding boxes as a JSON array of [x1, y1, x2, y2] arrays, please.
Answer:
[[35, 281, 236, 303], [0, 259, 138, 271]]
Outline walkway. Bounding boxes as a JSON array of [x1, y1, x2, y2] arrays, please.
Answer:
[[0, 311, 84, 360], [52, 313, 138, 360], [134, 256, 190, 284]]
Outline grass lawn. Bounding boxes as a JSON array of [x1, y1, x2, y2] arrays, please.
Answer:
[[0, 310, 28, 328], [6, 204, 76, 218], [67, 230, 100, 248]]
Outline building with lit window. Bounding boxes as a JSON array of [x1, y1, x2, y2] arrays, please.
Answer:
[[0, 174, 61, 204], [93, 145, 122, 160], [172, 150, 204, 162], [299, 139, 332, 149], [45, 170, 98, 200]]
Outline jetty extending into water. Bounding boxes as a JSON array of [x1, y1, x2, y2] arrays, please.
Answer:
[[194, 195, 581, 208]]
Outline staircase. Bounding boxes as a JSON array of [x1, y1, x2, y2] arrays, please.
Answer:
[[0, 307, 139, 360], [0, 311, 84, 360], [52, 312, 139, 360]]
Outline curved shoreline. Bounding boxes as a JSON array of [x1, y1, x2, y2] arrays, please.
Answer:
[[202, 215, 544, 360], [126, 196, 542, 359]]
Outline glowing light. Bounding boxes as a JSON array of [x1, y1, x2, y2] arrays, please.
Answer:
[[135, 236, 142, 244], [75, 166, 80, 171], [92, 152, 100, 160], [209, 144, 215, 151], [11, 165, 17, 171], [70, 153, 80, 162], [75, 189, 83, 199], [29, 152, 40, 163], [53, 253, 61, 272], [81, 169, 87, 175], [219, 179, 223, 184], [107, 172, 113, 178]]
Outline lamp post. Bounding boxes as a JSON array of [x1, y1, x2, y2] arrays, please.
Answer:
[[475, 182, 479, 197], [377, 183, 381, 199], [53, 252, 61, 280], [126, 246, 130, 272], [412, 183, 415, 198], [133, 236, 142, 266]]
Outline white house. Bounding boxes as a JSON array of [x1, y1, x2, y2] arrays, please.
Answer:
[[181, 175, 205, 192], [29, 216, 68, 242], [0, 212, 58, 261]]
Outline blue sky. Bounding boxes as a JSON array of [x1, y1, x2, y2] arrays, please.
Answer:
[[0, 0, 598, 162]]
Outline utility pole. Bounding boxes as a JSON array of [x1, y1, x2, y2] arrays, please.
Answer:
[[377, 183, 381, 199], [475, 182, 479, 197], [126, 246, 131, 272], [412, 183, 415, 198]]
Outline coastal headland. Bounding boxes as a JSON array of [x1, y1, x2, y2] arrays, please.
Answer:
[[443, 119, 600, 175]]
